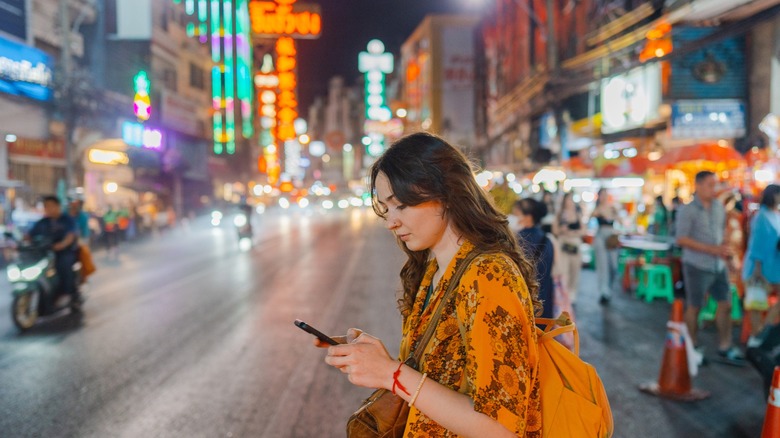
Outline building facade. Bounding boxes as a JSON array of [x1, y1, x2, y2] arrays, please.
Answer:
[[400, 15, 480, 151], [475, 0, 780, 178]]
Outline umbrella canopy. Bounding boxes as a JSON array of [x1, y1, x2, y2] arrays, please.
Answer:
[[655, 143, 744, 167], [596, 156, 652, 178]]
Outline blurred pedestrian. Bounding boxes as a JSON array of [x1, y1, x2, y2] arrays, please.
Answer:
[[722, 191, 746, 297], [166, 205, 176, 231], [651, 196, 670, 236], [540, 190, 556, 234], [670, 196, 682, 237], [67, 199, 90, 246], [68, 198, 96, 283], [591, 188, 620, 305], [103, 206, 119, 259], [676, 171, 744, 366], [743, 184, 780, 347], [513, 198, 555, 318], [318, 132, 541, 436], [554, 192, 584, 304]]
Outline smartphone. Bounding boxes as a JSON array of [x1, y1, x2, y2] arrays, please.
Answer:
[[294, 319, 340, 345]]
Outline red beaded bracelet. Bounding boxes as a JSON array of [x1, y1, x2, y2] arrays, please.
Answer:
[[392, 362, 411, 396]]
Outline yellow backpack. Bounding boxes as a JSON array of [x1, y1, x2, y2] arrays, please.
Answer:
[[535, 313, 614, 438]]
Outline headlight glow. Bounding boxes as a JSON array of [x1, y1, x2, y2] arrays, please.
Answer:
[[233, 214, 248, 227], [7, 264, 21, 282], [21, 266, 42, 281]]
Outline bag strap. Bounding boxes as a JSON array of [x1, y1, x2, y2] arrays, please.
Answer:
[[404, 249, 482, 370], [535, 312, 580, 356]]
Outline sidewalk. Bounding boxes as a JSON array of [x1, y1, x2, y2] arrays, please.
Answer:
[[574, 268, 765, 437]]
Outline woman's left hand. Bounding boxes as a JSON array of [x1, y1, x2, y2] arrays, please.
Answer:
[[324, 332, 397, 390]]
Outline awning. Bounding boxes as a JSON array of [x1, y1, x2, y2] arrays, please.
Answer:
[[655, 143, 744, 166]]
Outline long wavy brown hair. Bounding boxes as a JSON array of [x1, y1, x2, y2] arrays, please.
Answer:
[[369, 132, 540, 317]]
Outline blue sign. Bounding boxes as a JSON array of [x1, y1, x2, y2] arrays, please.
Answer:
[[0, 0, 27, 41], [670, 28, 746, 100], [671, 99, 746, 139], [0, 35, 53, 101]]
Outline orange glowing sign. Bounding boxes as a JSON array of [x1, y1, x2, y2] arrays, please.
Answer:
[[275, 36, 298, 141], [249, 1, 322, 39]]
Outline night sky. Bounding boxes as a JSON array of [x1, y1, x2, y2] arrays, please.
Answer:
[[295, 0, 476, 113]]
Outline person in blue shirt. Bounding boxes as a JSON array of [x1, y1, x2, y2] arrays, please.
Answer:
[[67, 199, 90, 244], [513, 198, 555, 318], [28, 195, 80, 302], [743, 184, 780, 346]]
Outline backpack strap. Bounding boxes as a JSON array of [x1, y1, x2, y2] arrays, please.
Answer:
[[535, 312, 580, 356], [404, 249, 482, 370]]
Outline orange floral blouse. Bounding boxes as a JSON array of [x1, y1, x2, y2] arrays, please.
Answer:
[[399, 240, 541, 437]]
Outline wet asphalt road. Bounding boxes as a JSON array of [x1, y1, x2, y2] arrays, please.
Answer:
[[0, 207, 768, 437], [0, 208, 404, 437]]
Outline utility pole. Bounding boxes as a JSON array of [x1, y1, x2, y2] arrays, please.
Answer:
[[544, 0, 568, 161], [545, 0, 558, 70], [59, 0, 74, 190]]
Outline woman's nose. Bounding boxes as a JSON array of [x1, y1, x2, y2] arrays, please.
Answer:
[[385, 216, 399, 230]]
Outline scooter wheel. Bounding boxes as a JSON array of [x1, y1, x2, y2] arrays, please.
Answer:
[[11, 293, 37, 331], [70, 300, 83, 314]]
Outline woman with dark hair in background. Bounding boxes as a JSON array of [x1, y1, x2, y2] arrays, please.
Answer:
[[554, 192, 583, 304], [318, 132, 542, 436], [652, 195, 670, 236], [513, 198, 555, 318]]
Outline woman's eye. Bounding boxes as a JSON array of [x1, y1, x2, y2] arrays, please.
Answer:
[[395, 204, 407, 211]]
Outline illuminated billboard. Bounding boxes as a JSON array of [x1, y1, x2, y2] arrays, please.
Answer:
[[0, 35, 53, 101], [249, 1, 322, 39]]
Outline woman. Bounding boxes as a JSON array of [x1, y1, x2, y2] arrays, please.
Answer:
[[651, 196, 669, 236], [514, 198, 555, 318], [321, 133, 542, 437], [743, 184, 780, 347], [554, 193, 583, 304], [591, 188, 620, 305]]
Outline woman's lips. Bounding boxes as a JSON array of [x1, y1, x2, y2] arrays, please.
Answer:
[[397, 233, 410, 241]]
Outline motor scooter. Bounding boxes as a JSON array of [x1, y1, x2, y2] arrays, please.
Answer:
[[7, 236, 83, 331], [234, 210, 253, 251]]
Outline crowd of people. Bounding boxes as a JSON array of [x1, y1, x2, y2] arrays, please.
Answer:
[[8, 199, 179, 254], [496, 170, 780, 368]]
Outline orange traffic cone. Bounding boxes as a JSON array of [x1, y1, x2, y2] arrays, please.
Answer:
[[762, 367, 780, 437], [639, 299, 710, 401]]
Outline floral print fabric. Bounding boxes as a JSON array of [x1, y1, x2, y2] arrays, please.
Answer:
[[399, 240, 541, 437]]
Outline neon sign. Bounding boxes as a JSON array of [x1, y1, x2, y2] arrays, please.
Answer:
[[359, 39, 394, 157], [249, 0, 321, 38], [275, 36, 298, 141], [122, 121, 164, 150], [359, 40, 393, 122], [133, 71, 151, 121]]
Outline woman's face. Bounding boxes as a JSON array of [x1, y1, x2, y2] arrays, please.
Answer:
[[374, 172, 449, 251]]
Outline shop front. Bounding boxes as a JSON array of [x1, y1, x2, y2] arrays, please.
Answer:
[[82, 139, 135, 213]]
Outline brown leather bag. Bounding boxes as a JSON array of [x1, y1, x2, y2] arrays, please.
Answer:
[[346, 251, 480, 438]]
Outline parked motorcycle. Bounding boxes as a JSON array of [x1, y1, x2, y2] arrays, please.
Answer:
[[7, 237, 83, 331]]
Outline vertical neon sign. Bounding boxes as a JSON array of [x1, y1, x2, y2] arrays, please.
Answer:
[[359, 39, 394, 157], [236, 0, 253, 140]]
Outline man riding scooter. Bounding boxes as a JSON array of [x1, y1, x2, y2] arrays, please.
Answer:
[[27, 195, 82, 306]]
